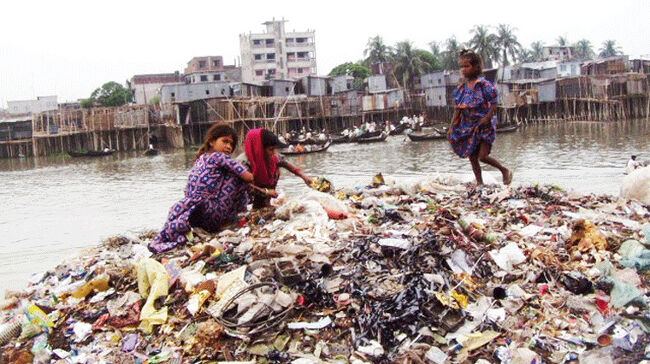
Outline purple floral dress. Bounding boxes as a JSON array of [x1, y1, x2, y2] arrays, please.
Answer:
[[447, 77, 499, 158], [149, 152, 250, 253]]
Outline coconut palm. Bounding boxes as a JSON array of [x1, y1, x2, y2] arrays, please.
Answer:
[[517, 48, 534, 63], [364, 36, 392, 65], [556, 36, 568, 46], [599, 40, 622, 58], [530, 41, 545, 61], [468, 25, 499, 68], [392, 40, 430, 89], [574, 39, 595, 60], [441, 37, 464, 70], [495, 24, 521, 66]]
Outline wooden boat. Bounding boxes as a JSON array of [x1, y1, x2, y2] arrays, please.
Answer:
[[388, 124, 409, 136], [407, 131, 446, 141], [356, 132, 388, 144], [287, 137, 329, 146], [281, 140, 331, 155], [496, 123, 520, 133], [331, 134, 349, 144], [68, 149, 115, 157]]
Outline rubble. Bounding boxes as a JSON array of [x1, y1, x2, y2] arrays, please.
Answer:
[[1, 176, 649, 363]]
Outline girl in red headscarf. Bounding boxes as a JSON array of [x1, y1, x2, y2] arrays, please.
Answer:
[[244, 128, 312, 208]]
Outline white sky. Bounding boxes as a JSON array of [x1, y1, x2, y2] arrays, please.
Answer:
[[1, 0, 648, 106]]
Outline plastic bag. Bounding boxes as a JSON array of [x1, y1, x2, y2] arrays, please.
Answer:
[[135, 258, 169, 333]]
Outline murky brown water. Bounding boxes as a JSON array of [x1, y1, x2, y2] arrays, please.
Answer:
[[1, 119, 648, 295]]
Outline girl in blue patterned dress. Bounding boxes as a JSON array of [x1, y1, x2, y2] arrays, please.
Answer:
[[447, 50, 512, 186], [149, 123, 254, 253]]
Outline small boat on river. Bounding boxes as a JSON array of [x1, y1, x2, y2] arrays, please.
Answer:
[[356, 132, 388, 144], [496, 123, 520, 133], [68, 149, 115, 157], [388, 124, 409, 136], [407, 131, 446, 141], [281, 140, 332, 155]]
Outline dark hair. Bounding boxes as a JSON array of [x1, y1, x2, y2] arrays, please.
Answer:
[[196, 122, 238, 160], [261, 129, 285, 148], [459, 49, 483, 79]]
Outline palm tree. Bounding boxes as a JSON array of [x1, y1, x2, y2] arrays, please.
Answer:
[[530, 41, 545, 61], [574, 39, 595, 60], [429, 41, 442, 60], [364, 36, 392, 65], [599, 40, 622, 58], [495, 24, 521, 66], [517, 48, 534, 63], [441, 37, 464, 70], [468, 25, 499, 68], [391, 40, 429, 89], [556, 36, 568, 46]]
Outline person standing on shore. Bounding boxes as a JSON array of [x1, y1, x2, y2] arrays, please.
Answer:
[[244, 128, 312, 208], [447, 49, 512, 186], [149, 123, 254, 253]]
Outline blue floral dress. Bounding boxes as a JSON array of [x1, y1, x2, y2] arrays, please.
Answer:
[[149, 152, 250, 253], [447, 77, 499, 158]]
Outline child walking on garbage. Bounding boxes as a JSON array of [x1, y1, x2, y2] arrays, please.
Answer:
[[447, 49, 512, 186], [149, 123, 254, 253], [244, 128, 313, 208]]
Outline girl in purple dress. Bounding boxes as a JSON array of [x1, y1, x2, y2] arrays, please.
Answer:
[[149, 123, 254, 253], [447, 50, 512, 186]]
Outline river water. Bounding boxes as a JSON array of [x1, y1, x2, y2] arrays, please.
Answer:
[[1, 119, 648, 296]]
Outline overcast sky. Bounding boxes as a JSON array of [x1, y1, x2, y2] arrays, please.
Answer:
[[1, 0, 648, 107]]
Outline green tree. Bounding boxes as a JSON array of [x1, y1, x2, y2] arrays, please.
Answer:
[[495, 24, 521, 66], [468, 25, 499, 68], [149, 95, 162, 105], [89, 81, 132, 107], [328, 61, 372, 89], [391, 40, 429, 89], [517, 48, 534, 63], [441, 36, 464, 70], [556, 36, 568, 46], [363, 36, 392, 65], [530, 41, 545, 61], [599, 40, 622, 58], [415, 49, 442, 72], [80, 98, 94, 109], [573, 39, 595, 60]]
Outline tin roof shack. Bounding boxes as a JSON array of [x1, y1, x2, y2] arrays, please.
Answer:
[[362, 88, 404, 111], [629, 59, 650, 74], [581, 56, 629, 75], [366, 75, 387, 94], [420, 71, 461, 89], [130, 72, 184, 105], [556, 77, 593, 99], [268, 79, 297, 97], [160, 82, 231, 104], [626, 73, 648, 96], [513, 61, 559, 80], [499, 79, 547, 106], [422, 71, 461, 107], [297, 75, 330, 96], [231, 82, 265, 97], [0, 116, 32, 141], [330, 75, 355, 94], [329, 90, 361, 116]]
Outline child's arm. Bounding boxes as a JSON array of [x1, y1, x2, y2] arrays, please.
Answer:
[[279, 160, 312, 185]]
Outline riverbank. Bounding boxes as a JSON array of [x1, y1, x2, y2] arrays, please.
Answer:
[[1, 176, 648, 363]]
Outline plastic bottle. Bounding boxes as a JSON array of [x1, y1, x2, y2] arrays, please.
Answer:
[[0, 318, 21, 345], [71, 274, 110, 299]]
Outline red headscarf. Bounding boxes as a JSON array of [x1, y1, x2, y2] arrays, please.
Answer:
[[245, 128, 280, 186]]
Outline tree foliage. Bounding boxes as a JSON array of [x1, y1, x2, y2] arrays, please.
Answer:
[[495, 24, 521, 66], [599, 40, 622, 58], [328, 61, 372, 89], [468, 25, 499, 68], [574, 39, 595, 60], [80, 98, 94, 109], [363, 36, 392, 65], [530, 41, 545, 62], [392, 41, 430, 88], [441, 37, 463, 70], [88, 81, 132, 107]]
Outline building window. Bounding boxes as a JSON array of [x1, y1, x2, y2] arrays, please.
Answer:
[[213, 60, 220, 67], [198, 60, 206, 68], [255, 70, 264, 76], [297, 37, 307, 43], [286, 37, 294, 43], [213, 74, 221, 81], [267, 53, 276, 60], [170, 92, 175, 97], [253, 39, 262, 45], [265, 39, 274, 46], [254, 54, 262, 60], [200, 75, 208, 82], [285, 87, 290, 92], [205, 90, 210, 95], [438, 79, 441, 84], [298, 68, 303, 73], [268, 69, 276, 75]]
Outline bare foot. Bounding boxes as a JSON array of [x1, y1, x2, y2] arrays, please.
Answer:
[[503, 170, 513, 185]]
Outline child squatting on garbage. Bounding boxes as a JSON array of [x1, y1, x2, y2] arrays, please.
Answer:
[[244, 128, 313, 208], [149, 123, 254, 253], [447, 49, 512, 186]]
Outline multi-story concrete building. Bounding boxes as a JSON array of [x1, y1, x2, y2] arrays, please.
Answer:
[[7, 96, 58, 115], [184, 56, 242, 84], [240, 19, 317, 82], [129, 72, 184, 104], [542, 46, 575, 61]]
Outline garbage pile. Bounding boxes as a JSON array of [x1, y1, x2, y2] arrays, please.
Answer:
[[1, 176, 649, 364]]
